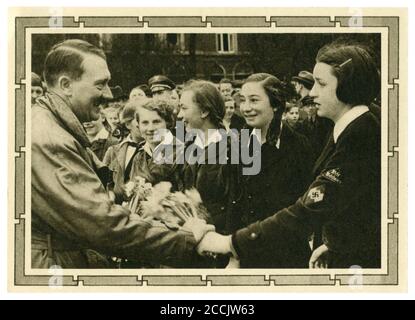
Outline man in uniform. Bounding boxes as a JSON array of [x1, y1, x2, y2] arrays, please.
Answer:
[[148, 75, 176, 104], [292, 71, 315, 121]]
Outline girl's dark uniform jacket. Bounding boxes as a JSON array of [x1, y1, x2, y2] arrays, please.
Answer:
[[178, 133, 241, 235], [232, 111, 381, 268], [238, 124, 314, 228], [230, 124, 314, 268]]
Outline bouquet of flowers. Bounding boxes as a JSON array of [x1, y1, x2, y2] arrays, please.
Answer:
[[124, 178, 210, 227], [124, 176, 153, 215]]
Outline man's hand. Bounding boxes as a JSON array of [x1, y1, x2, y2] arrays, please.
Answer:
[[309, 244, 330, 269], [182, 218, 215, 243], [196, 232, 233, 256]]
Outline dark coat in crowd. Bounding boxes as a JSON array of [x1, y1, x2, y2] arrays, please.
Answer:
[[239, 124, 314, 227], [31, 93, 198, 269], [232, 110, 381, 269], [225, 124, 314, 268], [178, 132, 240, 235], [298, 116, 333, 162]]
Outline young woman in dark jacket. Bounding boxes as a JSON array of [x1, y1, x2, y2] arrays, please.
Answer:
[[129, 99, 183, 190], [197, 43, 381, 270], [177, 80, 240, 235], [235, 74, 314, 233]]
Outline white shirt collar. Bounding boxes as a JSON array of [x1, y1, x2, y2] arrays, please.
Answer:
[[143, 130, 175, 157], [251, 128, 263, 145], [91, 127, 109, 142], [250, 128, 281, 149], [193, 129, 224, 149], [333, 105, 369, 143], [119, 134, 134, 146]]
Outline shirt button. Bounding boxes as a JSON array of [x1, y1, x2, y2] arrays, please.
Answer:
[[250, 232, 258, 240], [221, 206, 225, 211], [232, 200, 236, 205], [250, 210, 255, 215]]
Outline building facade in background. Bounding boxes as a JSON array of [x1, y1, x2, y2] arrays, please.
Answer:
[[32, 33, 380, 92]]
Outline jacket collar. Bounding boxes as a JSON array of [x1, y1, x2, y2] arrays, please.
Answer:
[[36, 92, 91, 148], [333, 105, 369, 143], [250, 127, 281, 149], [119, 134, 134, 146]]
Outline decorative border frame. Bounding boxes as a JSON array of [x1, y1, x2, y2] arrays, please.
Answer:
[[10, 10, 405, 290]]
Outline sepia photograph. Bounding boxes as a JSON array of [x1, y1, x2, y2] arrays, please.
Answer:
[[8, 7, 407, 292]]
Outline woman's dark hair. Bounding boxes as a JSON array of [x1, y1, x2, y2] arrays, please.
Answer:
[[244, 73, 289, 145], [135, 99, 175, 131], [44, 39, 106, 87], [316, 42, 380, 106], [182, 80, 225, 129]]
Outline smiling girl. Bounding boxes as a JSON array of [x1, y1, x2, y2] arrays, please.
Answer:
[[235, 74, 313, 242], [177, 80, 240, 235], [129, 100, 183, 189], [197, 42, 381, 269]]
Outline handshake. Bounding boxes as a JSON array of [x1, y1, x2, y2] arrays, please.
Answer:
[[182, 218, 331, 269], [182, 218, 240, 269]]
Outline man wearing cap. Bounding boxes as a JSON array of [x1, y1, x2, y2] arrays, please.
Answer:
[[148, 74, 176, 105], [292, 71, 314, 101], [292, 71, 315, 121], [299, 96, 333, 162]]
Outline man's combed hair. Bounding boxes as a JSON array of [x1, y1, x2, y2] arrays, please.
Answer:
[[316, 42, 380, 106], [43, 39, 106, 87]]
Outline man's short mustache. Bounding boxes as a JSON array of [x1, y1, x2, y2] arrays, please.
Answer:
[[94, 96, 108, 107]]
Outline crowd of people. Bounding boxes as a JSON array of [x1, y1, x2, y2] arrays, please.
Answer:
[[31, 38, 381, 269]]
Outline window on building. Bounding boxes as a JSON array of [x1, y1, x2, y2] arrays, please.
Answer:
[[167, 34, 178, 46], [216, 34, 237, 54], [165, 34, 186, 52]]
